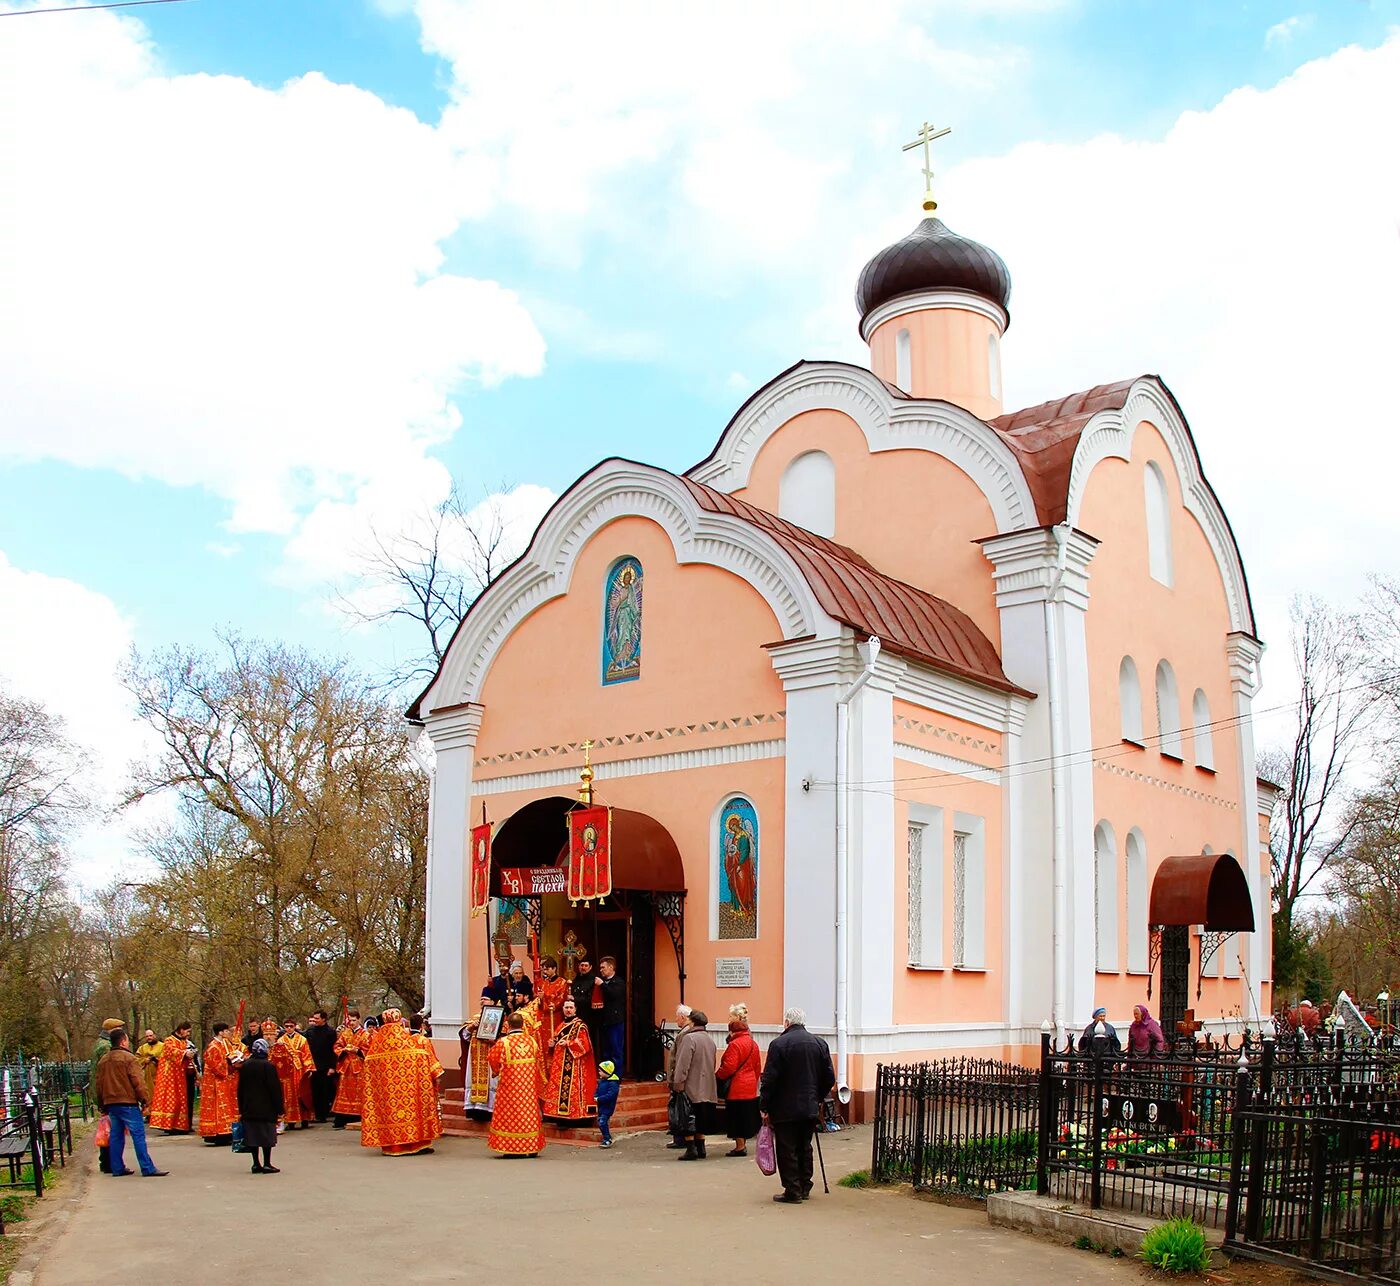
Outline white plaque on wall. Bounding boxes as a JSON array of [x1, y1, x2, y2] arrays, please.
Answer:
[[715, 957, 752, 988]]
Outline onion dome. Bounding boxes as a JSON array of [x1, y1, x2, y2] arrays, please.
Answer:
[[855, 217, 1012, 326]]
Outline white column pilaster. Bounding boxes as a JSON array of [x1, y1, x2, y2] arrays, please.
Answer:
[[1227, 632, 1266, 1022], [422, 702, 483, 1037]]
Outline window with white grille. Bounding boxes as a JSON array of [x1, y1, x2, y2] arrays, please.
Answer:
[[952, 831, 967, 968], [905, 807, 943, 967], [907, 823, 924, 965], [951, 813, 986, 970]]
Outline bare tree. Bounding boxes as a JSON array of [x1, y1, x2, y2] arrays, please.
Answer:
[[338, 484, 518, 688], [1265, 597, 1376, 973]]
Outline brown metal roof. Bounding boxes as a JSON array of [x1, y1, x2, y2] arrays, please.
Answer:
[[682, 477, 1027, 697], [987, 379, 1138, 526], [1148, 853, 1255, 932]]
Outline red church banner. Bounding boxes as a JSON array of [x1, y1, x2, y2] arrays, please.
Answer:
[[566, 805, 612, 905], [469, 821, 492, 918]]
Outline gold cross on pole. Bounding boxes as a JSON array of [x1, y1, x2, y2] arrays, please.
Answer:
[[902, 120, 951, 214]]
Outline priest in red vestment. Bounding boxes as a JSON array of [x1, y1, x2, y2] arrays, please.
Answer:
[[270, 1019, 316, 1128], [148, 1022, 195, 1133], [486, 1011, 546, 1156], [543, 998, 597, 1125], [331, 1012, 367, 1127], [197, 1022, 237, 1143], [360, 1009, 442, 1156], [535, 956, 569, 1053]]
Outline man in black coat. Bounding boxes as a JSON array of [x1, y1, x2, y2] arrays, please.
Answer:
[[571, 958, 599, 1048], [594, 956, 626, 1072], [759, 1006, 836, 1204], [304, 1009, 339, 1122]]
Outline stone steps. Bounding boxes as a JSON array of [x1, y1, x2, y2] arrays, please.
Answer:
[[440, 1079, 675, 1147]]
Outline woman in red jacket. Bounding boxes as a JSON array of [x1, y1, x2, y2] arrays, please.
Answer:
[[716, 1004, 763, 1157]]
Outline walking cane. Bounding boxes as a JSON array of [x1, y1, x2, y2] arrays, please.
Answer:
[[814, 1110, 830, 1194]]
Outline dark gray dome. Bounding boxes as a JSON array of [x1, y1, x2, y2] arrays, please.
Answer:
[[856, 217, 1011, 325]]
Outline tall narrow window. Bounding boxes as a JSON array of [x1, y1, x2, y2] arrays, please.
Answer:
[[1126, 829, 1148, 972], [778, 450, 836, 538], [1192, 688, 1215, 770], [1144, 461, 1174, 586], [1155, 660, 1182, 758], [952, 813, 985, 969], [1119, 657, 1144, 742], [987, 332, 1002, 401], [895, 328, 912, 393], [1095, 821, 1119, 971], [601, 556, 643, 684], [906, 807, 943, 967]]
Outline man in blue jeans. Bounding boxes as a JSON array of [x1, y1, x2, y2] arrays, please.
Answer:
[[94, 1028, 168, 1177]]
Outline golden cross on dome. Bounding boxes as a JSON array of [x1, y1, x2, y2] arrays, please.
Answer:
[[902, 120, 951, 213]]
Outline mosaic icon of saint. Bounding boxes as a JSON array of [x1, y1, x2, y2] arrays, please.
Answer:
[[604, 559, 642, 682], [723, 812, 756, 916]]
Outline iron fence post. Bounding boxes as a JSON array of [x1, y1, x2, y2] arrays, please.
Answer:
[[25, 1087, 45, 1198], [870, 1064, 885, 1181], [1036, 1029, 1052, 1195], [1223, 1053, 1250, 1243], [911, 1062, 928, 1190], [1089, 1052, 1104, 1210], [1242, 1039, 1273, 1244], [1306, 1117, 1327, 1260]]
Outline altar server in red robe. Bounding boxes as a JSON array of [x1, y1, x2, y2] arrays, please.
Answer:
[[487, 1011, 546, 1156], [360, 1009, 442, 1156], [535, 956, 569, 1053], [270, 1018, 316, 1128], [332, 1011, 367, 1127], [544, 998, 597, 1124], [148, 1022, 195, 1133], [197, 1022, 236, 1144]]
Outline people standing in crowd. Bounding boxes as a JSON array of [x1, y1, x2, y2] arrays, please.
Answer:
[[666, 1006, 693, 1150], [360, 1008, 442, 1157], [134, 1029, 161, 1114], [507, 959, 535, 1011], [197, 1022, 237, 1145], [1128, 1004, 1167, 1057], [670, 1009, 718, 1161], [760, 1006, 835, 1204], [571, 958, 599, 1051], [543, 997, 597, 1124], [236, 1038, 282, 1174], [95, 1028, 167, 1177], [148, 1021, 196, 1134], [535, 956, 568, 1052], [482, 959, 510, 1008], [486, 1011, 545, 1157], [1078, 1007, 1122, 1054], [716, 1004, 762, 1157], [331, 1011, 367, 1128], [304, 1009, 338, 1123], [594, 956, 626, 1070], [595, 1059, 621, 1148], [271, 1017, 316, 1129], [90, 1018, 125, 1172]]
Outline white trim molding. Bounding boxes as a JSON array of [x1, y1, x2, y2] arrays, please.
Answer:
[[417, 461, 834, 715], [1065, 377, 1256, 636], [688, 361, 1038, 532], [860, 289, 1009, 341]]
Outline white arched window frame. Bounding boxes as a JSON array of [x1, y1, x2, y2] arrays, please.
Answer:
[[987, 332, 1002, 401], [1144, 460, 1174, 587], [1192, 688, 1215, 771], [1155, 660, 1183, 758], [895, 328, 912, 393], [1119, 656, 1144, 743], [1094, 821, 1119, 972], [778, 450, 836, 539], [1125, 829, 1148, 973]]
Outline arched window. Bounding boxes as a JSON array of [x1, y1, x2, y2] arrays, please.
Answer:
[[601, 556, 643, 684], [778, 450, 836, 538], [1119, 657, 1144, 742], [895, 328, 912, 393], [1144, 461, 1174, 586], [987, 332, 1002, 401], [1155, 660, 1182, 758], [1222, 850, 1242, 977], [1125, 829, 1148, 973], [1095, 821, 1119, 972], [716, 796, 759, 940], [1192, 688, 1215, 770]]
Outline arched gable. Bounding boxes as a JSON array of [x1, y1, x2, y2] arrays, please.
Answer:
[[688, 361, 1039, 533], [412, 461, 831, 717], [1066, 378, 1256, 636]]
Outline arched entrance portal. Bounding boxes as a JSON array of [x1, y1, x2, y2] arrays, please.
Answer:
[[490, 796, 686, 1079]]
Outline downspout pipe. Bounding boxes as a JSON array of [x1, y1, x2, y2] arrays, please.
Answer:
[[1044, 526, 1070, 1043], [835, 634, 881, 1099]]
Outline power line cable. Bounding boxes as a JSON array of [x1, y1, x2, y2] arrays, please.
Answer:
[[2, 0, 195, 16]]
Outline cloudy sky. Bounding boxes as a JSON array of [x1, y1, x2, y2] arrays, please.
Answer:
[[1, 0, 1397, 890]]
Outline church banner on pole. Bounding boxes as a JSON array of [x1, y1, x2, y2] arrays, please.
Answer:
[[566, 805, 612, 905], [469, 820, 492, 918]]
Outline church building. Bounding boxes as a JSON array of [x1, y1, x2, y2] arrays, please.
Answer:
[[412, 163, 1272, 1116]]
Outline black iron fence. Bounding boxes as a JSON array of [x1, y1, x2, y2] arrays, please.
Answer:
[[871, 1034, 1400, 1281], [871, 1057, 1040, 1195]]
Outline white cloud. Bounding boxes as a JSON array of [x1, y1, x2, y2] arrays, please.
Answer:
[[0, 551, 163, 894], [1266, 15, 1312, 48], [0, 3, 546, 544]]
